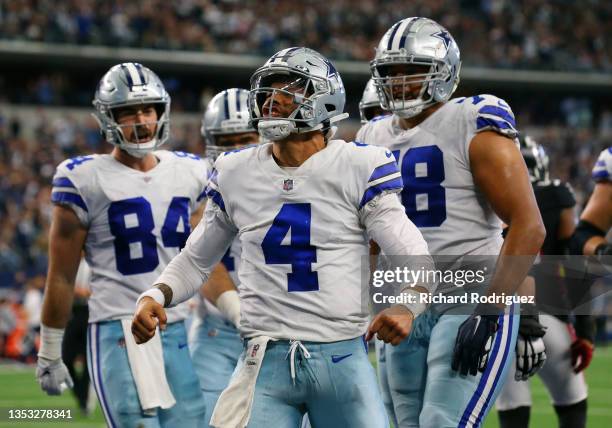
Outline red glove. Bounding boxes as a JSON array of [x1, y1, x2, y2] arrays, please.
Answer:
[[570, 337, 594, 373]]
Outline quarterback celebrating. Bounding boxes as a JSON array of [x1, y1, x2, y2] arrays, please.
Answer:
[[133, 47, 433, 428], [357, 17, 545, 428]]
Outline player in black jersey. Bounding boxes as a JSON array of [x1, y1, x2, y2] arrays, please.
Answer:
[[496, 136, 590, 428]]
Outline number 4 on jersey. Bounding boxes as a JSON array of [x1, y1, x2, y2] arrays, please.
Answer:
[[262, 203, 319, 292]]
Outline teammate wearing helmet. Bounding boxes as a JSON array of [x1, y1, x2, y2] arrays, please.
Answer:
[[496, 136, 590, 428], [37, 63, 207, 427], [190, 88, 259, 428], [357, 17, 545, 427], [133, 47, 435, 428], [201, 88, 260, 159], [359, 79, 389, 124]]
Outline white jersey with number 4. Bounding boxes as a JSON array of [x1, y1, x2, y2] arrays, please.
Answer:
[[187, 139, 428, 342], [356, 94, 519, 257], [51, 150, 210, 323]]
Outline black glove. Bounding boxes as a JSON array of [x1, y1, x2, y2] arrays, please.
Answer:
[[515, 303, 546, 381], [452, 303, 501, 376]]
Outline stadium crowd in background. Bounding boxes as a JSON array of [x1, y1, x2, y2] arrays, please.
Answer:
[[0, 0, 611, 368], [1, 0, 611, 71]]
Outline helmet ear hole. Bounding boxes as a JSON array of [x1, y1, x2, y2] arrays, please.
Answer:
[[325, 104, 335, 113]]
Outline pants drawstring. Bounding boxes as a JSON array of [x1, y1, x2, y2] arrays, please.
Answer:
[[286, 340, 311, 386]]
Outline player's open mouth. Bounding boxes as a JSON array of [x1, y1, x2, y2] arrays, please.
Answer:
[[133, 136, 153, 144]]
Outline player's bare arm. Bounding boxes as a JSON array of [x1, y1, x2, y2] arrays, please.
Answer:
[[559, 206, 577, 240], [470, 130, 546, 305], [201, 263, 235, 303], [37, 205, 87, 395], [577, 182, 612, 255], [41, 205, 88, 328]]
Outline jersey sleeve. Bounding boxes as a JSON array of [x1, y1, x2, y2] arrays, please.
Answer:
[[50, 157, 92, 226], [464, 94, 519, 140], [204, 154, 236, 219], [591, 148, 612, 183], [356, 144, 403, 210]]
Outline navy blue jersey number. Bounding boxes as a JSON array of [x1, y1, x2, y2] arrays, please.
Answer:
[[393, 145, 446, 227], [108, 197, 191, 275], [261, 203, 318, 292]]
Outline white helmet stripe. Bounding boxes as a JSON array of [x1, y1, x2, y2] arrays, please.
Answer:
[[391, 18, 415, 50], [124, 63, 143, 86], [228, 89, 238, 118]]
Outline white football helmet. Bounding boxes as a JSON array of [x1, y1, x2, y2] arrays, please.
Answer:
[[371, 17, 461, 118], [93, 62, 170, 157], [201, 88, 257, 159], [249, 47, 348, 141]]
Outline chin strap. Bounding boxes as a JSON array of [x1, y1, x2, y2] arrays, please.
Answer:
[[257, 113, 349, 142]]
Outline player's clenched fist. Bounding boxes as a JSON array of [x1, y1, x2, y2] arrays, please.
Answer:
[[366, 305, 415, 346], [131, 296, 167, 344]]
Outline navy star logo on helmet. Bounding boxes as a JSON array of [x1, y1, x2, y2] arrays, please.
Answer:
[[432, 30, 452, 49]]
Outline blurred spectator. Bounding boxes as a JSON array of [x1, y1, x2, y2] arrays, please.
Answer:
[[0, 0, 610, 72]]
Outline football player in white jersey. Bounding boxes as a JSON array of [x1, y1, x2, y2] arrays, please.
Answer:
[[133, 47, 435, 428], [37, 63, 207, 427], [357, 17, 545, 427], [189, 88, 259, 428]]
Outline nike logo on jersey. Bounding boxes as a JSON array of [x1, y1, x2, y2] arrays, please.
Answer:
[[331, 353, 352, 363], [178, 343, 188, 349]]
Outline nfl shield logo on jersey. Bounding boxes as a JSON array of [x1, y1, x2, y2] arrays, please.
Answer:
[[283, 179, 294, 191]]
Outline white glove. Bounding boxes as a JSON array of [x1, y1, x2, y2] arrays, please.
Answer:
[[514, 305, 547, 381], [515, 335, 546, 381], [36, 356, 74, 395]]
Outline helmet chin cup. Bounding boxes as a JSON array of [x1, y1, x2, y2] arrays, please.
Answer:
[[124, 148, 148, 158], [258, 120, 296, 141], [121, 138, 158, 158], [394, 104, 425, 119]]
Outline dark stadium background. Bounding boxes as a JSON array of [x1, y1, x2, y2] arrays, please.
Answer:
[[0, 1, 610, 427]]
